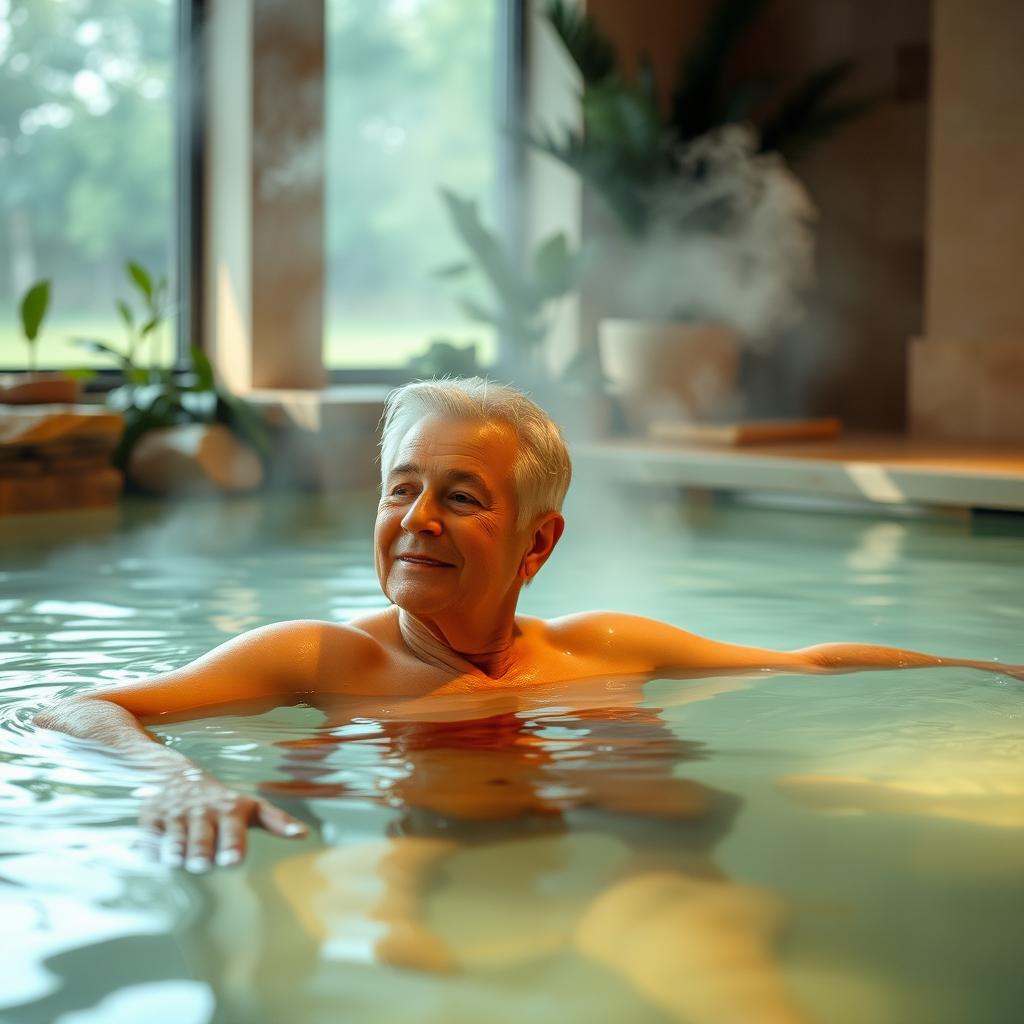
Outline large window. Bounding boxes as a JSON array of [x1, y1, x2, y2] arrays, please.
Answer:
[[324, 0, 518, 371], [0, 0, 178, 370]]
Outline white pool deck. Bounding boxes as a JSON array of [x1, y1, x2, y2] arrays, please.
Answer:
[[572, 434, 1024, 514]]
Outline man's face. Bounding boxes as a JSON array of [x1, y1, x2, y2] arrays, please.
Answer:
[[375, 415, 530, 620]]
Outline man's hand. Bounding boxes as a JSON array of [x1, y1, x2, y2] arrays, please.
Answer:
[[139, 770, 308, 872], [995, 663, 1024, 682]]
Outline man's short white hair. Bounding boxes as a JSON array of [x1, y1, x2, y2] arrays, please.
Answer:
[[379, 377, 572, 530]]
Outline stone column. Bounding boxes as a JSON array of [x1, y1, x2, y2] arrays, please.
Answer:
[[204, 0, 327, 392], [909, 0, 1024, 442]]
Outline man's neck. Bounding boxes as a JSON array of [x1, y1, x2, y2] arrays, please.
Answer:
[[397, 608, 521, 680]]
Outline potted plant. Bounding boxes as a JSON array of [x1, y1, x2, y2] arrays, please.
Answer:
[[436, 188, 579, 385], [75, 261, 271, 493], [533, 0, 872, 431], [434, 188, 609, 435], [0, 279, 84, 405]]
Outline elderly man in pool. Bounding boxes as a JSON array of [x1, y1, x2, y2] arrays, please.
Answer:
[[36, 376, 1022, 852]]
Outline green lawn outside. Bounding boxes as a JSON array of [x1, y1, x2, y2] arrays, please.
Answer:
[[0, 315, 495, 373], [0, 315, 175, 371]]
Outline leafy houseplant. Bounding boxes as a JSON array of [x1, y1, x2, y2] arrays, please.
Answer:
[[20, 280, 50, 374], [533, 0, 876, 338], [537, 0, 872, 240], [75, 262, 269, 475], [435, 188, 579, 386], [531, 0, 873, 428], [0, 279, 83, 404]]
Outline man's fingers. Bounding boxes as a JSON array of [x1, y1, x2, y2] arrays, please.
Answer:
[[215, 813, 246, 867], [161, 818, 187, 868], [256, 799, 309, 839], [184, 811, 216, 873]]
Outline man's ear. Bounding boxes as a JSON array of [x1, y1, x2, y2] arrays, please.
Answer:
[[520, 513, 565, 582]]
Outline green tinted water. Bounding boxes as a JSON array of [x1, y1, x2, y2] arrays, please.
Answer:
[[2, 492, 1022, 1023]]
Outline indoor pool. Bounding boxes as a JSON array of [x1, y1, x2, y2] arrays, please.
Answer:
[[1, 488, 1022, 1024]]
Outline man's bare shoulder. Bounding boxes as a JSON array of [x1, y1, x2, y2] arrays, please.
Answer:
[[212, 617, 389, 684], [523, 611, 662, 672], [539, 610, 656, 645], [306, 616, 392, 673]]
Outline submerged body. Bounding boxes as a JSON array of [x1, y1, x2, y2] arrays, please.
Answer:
[[33, 384, 1021, 860], [31, 378, 1022, 1024]]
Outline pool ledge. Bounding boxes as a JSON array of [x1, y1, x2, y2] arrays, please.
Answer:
[[573, 434, 1024, 513]]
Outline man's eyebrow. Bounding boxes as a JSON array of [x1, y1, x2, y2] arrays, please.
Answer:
[[446, 469, 492, 495], [386, 463, 493, 496]]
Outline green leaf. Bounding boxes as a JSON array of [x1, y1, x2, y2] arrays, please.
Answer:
[[126, 261, 154, 302], [531, 233, 575, 300], [544, 0, 618, 86], [457, 297, 501, 327], [188, 345, 216, 391], [20, 280, 50, 342], [670, 0, 767, 141], [721, 76, 776, 124], [761, 62, 877, 158], [139, 316, 160, 337], [433, 261, 472, 279], [439, 189, 535, 312], [63, 367, 97, 382], [116, 300, 135, 331], [72, 336, 132, 368]]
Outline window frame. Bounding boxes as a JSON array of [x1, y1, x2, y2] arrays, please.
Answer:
[[176, 0, 207, 371], [0, 0, 193, 384], [90, 0, 200, 390]]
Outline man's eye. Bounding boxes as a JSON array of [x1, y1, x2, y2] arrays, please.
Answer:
[[451, 492, 479, 505], [390, 485, 411, 496]]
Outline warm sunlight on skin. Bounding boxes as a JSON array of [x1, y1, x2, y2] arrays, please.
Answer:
[[33, 405, 1024, 868], [374, 415, 564, 676], [30, 389, 1024, 1024]]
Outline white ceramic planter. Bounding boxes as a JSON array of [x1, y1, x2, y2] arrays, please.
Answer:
[[128, 423, 263, 495], [598, 319, 741, 434]]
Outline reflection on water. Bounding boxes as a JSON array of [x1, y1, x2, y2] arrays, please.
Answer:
[[1, 495, 1023, 1023]]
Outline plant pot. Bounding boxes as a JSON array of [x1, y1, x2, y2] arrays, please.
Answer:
[[598, 319, 741, 435], [127, 423, 263, 495], [0, 372, 83, 406]]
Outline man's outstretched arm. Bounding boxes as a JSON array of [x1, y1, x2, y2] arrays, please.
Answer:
[[32, 620, 378, 871], [558, 613, 1023, 680], [34, 693, 309, 871]]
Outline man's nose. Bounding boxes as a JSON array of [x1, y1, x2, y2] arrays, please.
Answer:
[[400, 491, 443, 535]]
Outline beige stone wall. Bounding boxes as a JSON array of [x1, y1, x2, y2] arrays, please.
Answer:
[[924, 0, 1024, 344], [908, 0, 1024, 443]]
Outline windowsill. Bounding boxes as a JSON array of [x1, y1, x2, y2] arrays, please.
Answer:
[[244, 385, 390, 433], [573, 433, 1024, 513]]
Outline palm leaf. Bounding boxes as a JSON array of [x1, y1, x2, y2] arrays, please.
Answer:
[[769, 97, 880, 162], [440, 190, 535, 312], [531, 232, 576, 301], [760, 61, 869, 154], [544, 0, 617, 86], [671, 0, 766, 141]]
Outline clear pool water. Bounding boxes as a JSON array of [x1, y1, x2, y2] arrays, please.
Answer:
[[2, 490, 1022, 1024]]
